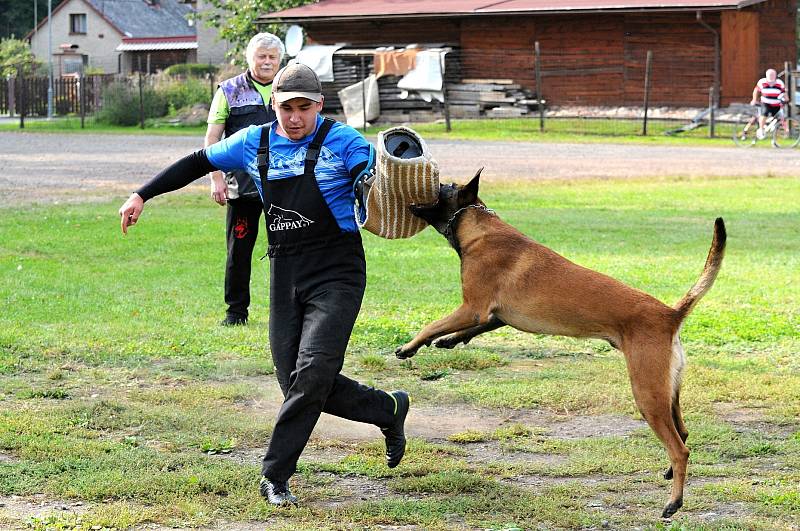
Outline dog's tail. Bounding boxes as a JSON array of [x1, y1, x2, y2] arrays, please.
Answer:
[[673, 217, 726, 323]]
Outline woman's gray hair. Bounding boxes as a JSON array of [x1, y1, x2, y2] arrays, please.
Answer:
[[246, 32, 285, 63]]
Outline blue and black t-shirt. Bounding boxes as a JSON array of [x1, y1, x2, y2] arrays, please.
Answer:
[[205, 116, 370, 233]]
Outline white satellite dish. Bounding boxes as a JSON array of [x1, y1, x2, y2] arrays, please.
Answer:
[[285, 25, 304, 57]]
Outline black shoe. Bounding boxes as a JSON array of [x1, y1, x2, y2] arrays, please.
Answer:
[[220, 315, 247, 327], [381, 390, 410, 468], [259, 476, 297, 506]]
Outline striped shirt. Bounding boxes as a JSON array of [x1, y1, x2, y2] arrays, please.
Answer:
[[757, 78, 785, 107]]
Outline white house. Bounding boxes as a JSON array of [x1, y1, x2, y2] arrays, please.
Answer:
[[27, 0, 230, 75]]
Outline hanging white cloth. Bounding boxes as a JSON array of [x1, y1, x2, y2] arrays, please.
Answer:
[[397, 49, 447, 103], [291, 44, 344, 82]]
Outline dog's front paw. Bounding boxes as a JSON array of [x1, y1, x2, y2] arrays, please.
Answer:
[[433, 336, 460, 349], [395, 344, 419, 359]]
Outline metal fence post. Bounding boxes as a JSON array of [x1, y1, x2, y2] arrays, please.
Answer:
[[642, 50, 652, 136], [18, 74, 25, 129], [209, 72, 215, 103], [534, 41, 544, 132], [93, 75, 101, 113], [138, 72, 145, 129], [79, 70, 85, 128], [8, 77, 15, 117]]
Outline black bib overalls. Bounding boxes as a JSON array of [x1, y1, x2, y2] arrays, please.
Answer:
[[258, 119, 396, 482]]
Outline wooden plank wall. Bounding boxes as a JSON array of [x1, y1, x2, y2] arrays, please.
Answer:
[[622, 13, 717, 106], [461, 13, 717, 106], [303, 19, 460, 46], [303, 4, 796, 109], [721, 11, 759, 105], [461, 15, 626, 106], [751, 0, 797, 74]]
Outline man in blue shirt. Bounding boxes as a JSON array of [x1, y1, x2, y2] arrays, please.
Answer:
[[118, 64, 410, 506]]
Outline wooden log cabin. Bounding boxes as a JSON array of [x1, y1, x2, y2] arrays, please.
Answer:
[[261, 0, 796, 109]]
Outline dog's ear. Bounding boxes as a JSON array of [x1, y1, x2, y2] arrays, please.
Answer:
[[458, 168, 482, 206]]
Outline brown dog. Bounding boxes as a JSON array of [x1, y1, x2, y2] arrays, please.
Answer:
[[396, 170, 726, 518]]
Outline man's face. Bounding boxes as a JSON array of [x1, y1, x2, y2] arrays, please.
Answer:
[[273, 96, 324, 140], [766, 69, 777, 82], [248, 47, 281, 84]]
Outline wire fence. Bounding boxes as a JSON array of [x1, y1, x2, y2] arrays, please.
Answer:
[[2, 43, 796, 141], [1, 72, 217, 128]]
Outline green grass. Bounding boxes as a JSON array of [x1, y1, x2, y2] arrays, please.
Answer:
[[0, 116, 208, 136], [362, 117, 749, 147], [0, 114, 756, 147], [0, 176, 798, 529]]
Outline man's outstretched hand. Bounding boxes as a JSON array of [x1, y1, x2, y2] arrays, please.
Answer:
[[119, 193, 144, 235]]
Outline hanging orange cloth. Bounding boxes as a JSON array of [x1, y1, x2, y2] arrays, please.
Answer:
[[373, 48, 419, 78]]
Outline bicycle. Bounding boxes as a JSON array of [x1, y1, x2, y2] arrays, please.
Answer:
[[732, 103, 800, 148]]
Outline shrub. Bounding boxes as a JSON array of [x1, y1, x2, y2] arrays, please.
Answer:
[[159, 77, 212, 112], [98, 81, 168, 125], [55, 95, 74, 115], [162, 63, 219, 77]]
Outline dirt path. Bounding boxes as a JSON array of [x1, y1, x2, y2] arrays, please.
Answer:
[[2, 131, 799, 207]]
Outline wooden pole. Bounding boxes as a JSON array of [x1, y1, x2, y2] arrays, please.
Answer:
[[360, 55, 367, 133], [708, 86, 715, 138], [534, 41, 544, 132], [437, 51, 451, 132], [642, 50, 652, 136], [785, 61, 792, 119]]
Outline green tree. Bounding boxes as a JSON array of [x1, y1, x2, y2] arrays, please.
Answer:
[[198, 0, 311, 66], [0, 38, 40, 77], [0, 0, 67, 40]]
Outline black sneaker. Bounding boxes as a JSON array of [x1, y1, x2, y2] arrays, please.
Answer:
[[220, 315, 247, 327], [381, 390, 410, 468], [259, 476, 297, 506]]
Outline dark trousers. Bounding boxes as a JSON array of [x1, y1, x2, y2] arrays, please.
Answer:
[[224, 199, 263, 319], [261, 238, 396, 482]]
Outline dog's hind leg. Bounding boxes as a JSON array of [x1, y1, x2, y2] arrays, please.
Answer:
[[395, 304, 487, 359], [433, 315, 506, 349], [664, 389, 689, 480], [624, 341, 688, 519], [664, 337, 688, 480]]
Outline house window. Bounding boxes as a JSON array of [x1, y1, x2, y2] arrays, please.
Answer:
[[70, 14, 87, 34], [61, 55, 87, 75]]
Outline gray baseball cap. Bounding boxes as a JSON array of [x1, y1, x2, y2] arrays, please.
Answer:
[[272, 63, 323, 103]]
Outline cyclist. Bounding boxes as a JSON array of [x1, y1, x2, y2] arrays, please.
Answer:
[[750, 68, 788, 139]]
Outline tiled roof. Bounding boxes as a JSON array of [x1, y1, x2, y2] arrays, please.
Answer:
[[86, 0, 195, 38]]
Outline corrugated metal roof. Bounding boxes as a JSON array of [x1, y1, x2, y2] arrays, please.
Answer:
[[262, 0, 765, 21], [117, 35, 197, 51], [86, 0, 196, 38], [117, 41, 198, 51]]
